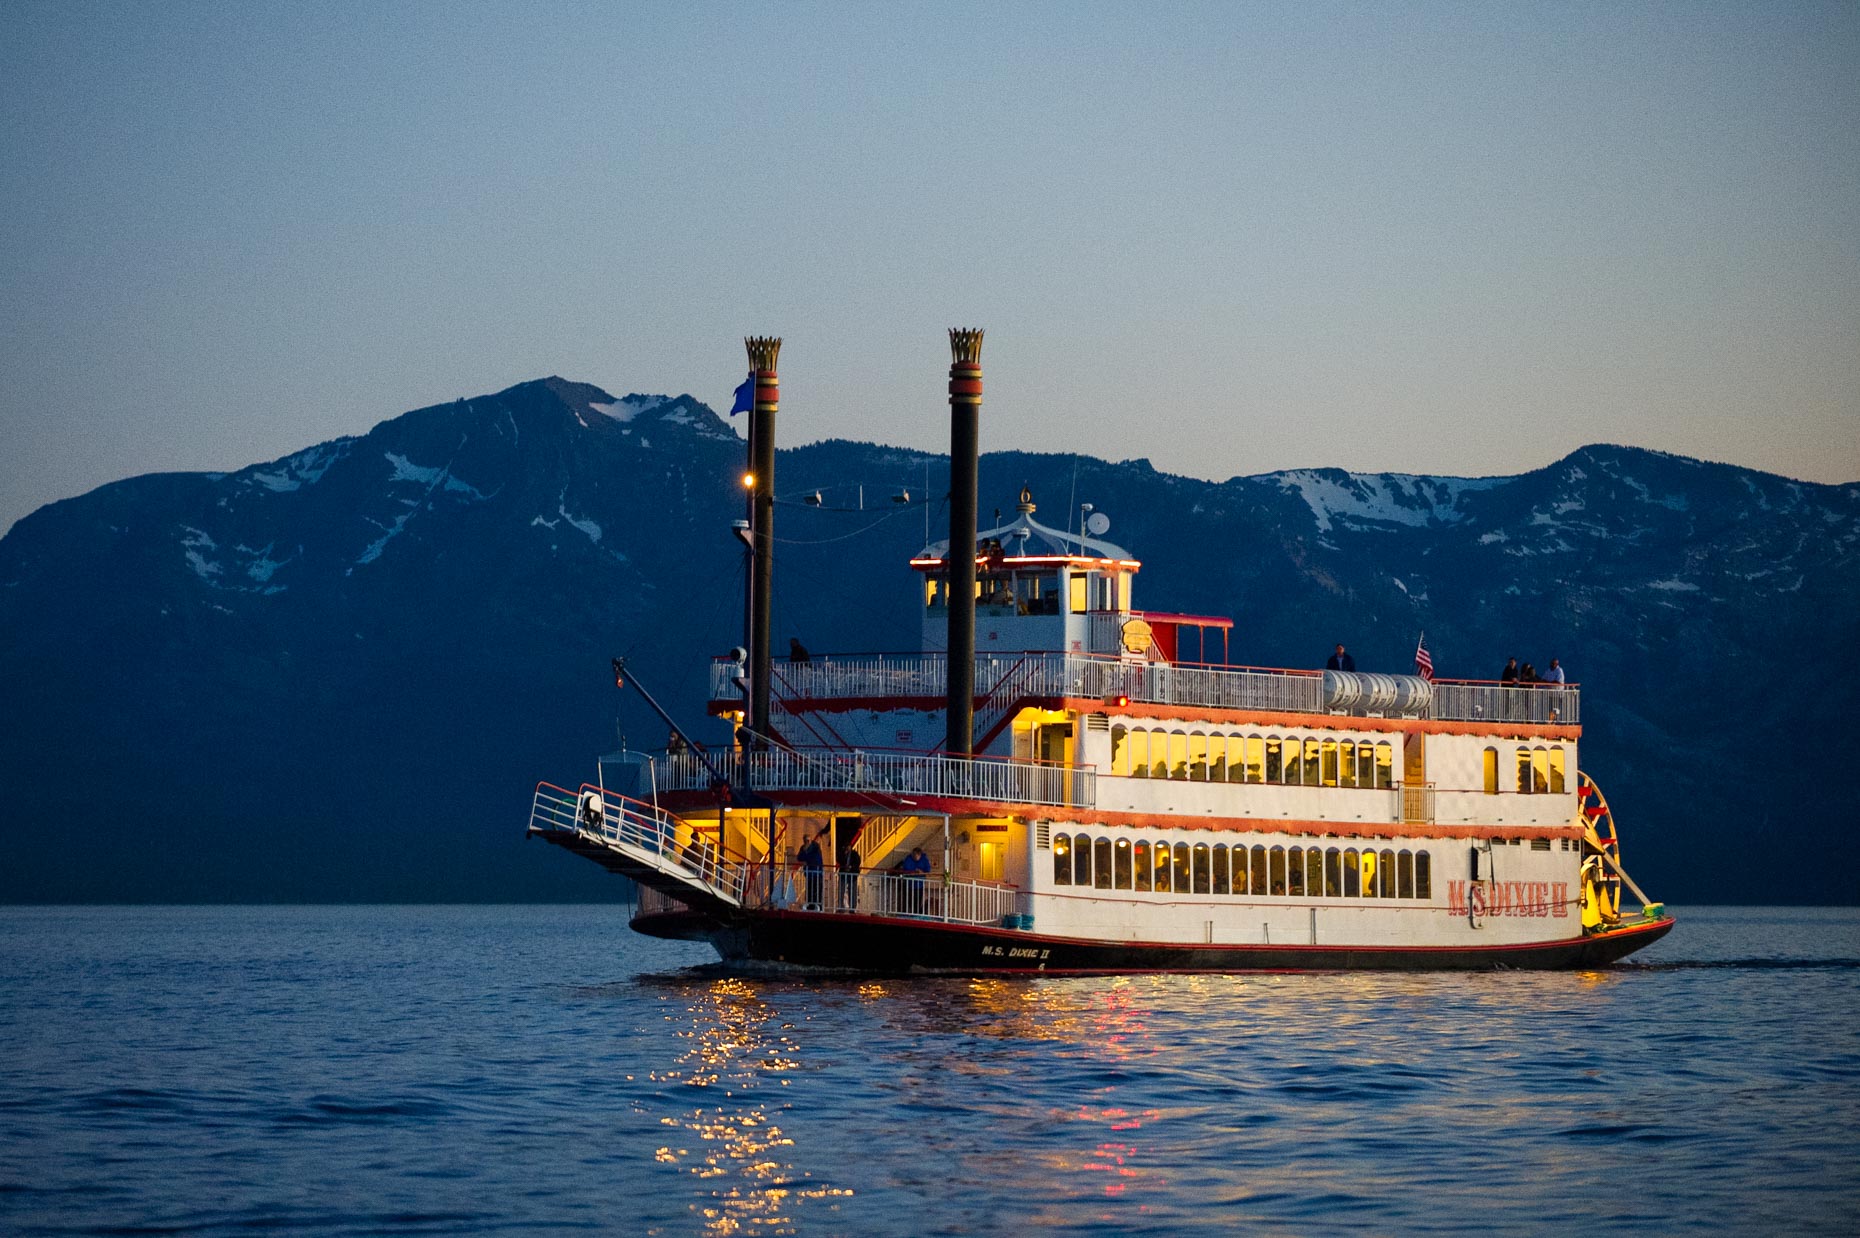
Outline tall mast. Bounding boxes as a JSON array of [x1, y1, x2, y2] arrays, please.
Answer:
[[945, 328, 983, 754], [745, 336, 781, 750]]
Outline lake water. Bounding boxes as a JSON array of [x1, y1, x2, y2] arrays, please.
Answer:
[[2, 905, 1855, 1235]]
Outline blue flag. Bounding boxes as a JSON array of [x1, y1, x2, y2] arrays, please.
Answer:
[[729, 372, 754, 416]]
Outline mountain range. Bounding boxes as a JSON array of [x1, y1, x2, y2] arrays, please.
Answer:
[[3, 377, 1856, 904]]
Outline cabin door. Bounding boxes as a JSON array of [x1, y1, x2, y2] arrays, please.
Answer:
[[1403, 732, 1426, 784], [1035, 723, 1073, 767]]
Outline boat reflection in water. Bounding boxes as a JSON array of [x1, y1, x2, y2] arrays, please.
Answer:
[[633, 964, 1658, 1230], [648, 975, 852, 1234]]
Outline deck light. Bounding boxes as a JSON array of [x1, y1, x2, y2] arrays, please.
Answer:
[[741, 471, 756, 490]]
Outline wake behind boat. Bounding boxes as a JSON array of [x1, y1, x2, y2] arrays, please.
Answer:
[[526, 332, 1673, 972]]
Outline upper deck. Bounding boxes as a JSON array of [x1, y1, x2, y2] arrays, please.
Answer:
[[713, 651, 1578, 728]]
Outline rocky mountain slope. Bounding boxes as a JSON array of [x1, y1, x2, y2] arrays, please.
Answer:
[[3, 378, 1855, 903]]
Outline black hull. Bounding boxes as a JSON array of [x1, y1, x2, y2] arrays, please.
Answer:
[[635, 908, 1676, 974]]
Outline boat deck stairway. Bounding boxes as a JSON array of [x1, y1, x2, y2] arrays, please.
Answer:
[[527, 782, 749, 916]]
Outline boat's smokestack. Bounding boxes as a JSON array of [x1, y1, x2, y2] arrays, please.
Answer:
[[945, 328, 983, 754], [746, 336, 781, 749]]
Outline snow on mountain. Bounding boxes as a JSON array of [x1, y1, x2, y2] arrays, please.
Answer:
[[1271, 469, 1512, 532]]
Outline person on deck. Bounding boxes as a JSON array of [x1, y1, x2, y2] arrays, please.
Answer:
[[1542, 658, 1566, 685], [1327, 644, 1356, 672], [789, 638, 811, 664], [901, 846, 932, 913], [797, 831, 825, 910], [1500, 657, 1519, 685], [838, 840, 862, 911]]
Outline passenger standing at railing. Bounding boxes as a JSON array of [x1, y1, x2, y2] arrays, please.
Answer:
[[1326, 644, 1356, 672], [901, 846, 932, 913], [838, 840, 861, 911], [798, 830, 826, 910]]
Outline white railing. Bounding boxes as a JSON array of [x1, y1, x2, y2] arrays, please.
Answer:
[[631, 868, 1021, 928], [1430, 681, 1578, 725], [527, 782, 749, 905], [713, 652, 1578, 724], [736, 865, 1022, 925], [659, 748, 1095, 808]]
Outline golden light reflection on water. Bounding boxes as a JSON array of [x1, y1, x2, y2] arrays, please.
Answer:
[[647, 977, 850, 1235]]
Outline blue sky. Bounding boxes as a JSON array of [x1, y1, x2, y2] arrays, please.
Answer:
[[2, 1, 1855, 533]]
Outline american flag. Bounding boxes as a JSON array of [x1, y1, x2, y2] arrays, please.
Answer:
[[1414, 632, 1434, 681]]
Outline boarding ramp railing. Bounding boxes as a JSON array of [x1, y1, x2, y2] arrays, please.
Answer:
[[528, 782, 749, 907]]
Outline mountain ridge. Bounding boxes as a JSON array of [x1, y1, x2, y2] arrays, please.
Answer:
[[3, 377, 1855, 904]]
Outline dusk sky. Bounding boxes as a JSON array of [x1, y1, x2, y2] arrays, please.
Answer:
[[3, 1, 1856, 535]]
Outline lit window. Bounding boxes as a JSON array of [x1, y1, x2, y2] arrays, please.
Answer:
[[1338, 742, 1356, 789], [1212, 844, 1231, 894], [1246, 736, 1265, 783], [1374, 742, 1393, 788], [1325, 848, 1343, 897], [1250, 845, 1268, 896], [1548, 747, 1566, 795], [1153, 841, 1173, 893], [1113, 838, 1132, 890], [1343, 849, 1361, 897], [1069, 573, 1087, 614], [1269, 846, 1287, 896], [1173, 843, 1192, 892], [1053, 835, 1071, 886], [1306, 848, 1324, 897], [1483, 747, 1499, 795], [1188, 733, 1209, 781], [1193, 843, 1211, 894], [1321, 739, 1339, 787], [1132, 841, 1152, 892], [1531, 748, 1549, 794], [1379, 849, 1397, 898], [1168, 732, 1189, 781], [1094, 837, 1113, 889], [1264, 737, 1284, 783], [1209, 736, 1228, 782], [1303, 738, 1323, 785], [1110, 725, 1129, 777], [1287, 847, 1305, 896], [1517, 748, 1533, 794], [1127, 729, 1149, 779]]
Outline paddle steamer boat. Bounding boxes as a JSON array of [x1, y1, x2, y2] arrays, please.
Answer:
[[526, 333, 1673, 971]]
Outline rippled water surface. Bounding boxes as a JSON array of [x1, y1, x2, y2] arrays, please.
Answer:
[[2, 905, 1856, 1234]]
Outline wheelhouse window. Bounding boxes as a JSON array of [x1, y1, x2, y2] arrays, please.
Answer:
[[1069, 572, 1088, 614]]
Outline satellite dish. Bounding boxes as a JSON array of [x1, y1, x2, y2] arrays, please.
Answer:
[[1085, 512, 1111, 536]]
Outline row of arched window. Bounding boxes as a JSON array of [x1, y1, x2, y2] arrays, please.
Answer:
[[1112, 727, 1396, 789], [1484, 746, 1568, 795], [1052, 834, 1433, 899]]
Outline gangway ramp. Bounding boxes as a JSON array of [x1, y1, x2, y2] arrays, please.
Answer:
[[526, 782, 747, 917]]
